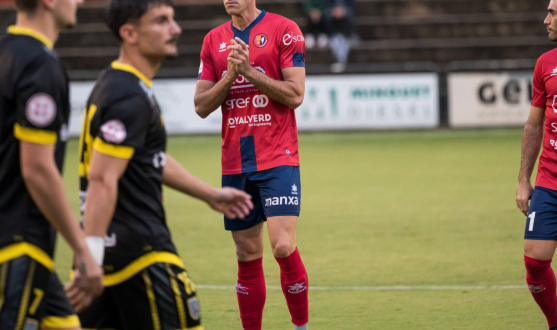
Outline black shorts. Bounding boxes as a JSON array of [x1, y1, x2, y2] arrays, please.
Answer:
[[79, 262, 203, 330], [0, 251, 78, 330]]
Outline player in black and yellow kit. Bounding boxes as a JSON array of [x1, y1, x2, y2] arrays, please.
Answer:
[[72, 1, 254, 329], [0, 0, 104, 329]]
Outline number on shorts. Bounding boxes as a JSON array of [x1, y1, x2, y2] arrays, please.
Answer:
[[528, 212, 536, 232]]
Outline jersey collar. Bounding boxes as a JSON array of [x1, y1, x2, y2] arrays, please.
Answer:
[[7, 25, 54, 50], [231, 10, 267, 34], [111, 61, 153, 88]]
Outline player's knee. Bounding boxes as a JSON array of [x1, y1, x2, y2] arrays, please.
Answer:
[[525, 255, 552, 278], [272, 241, 296, 258], [236, 243, 262, 261]]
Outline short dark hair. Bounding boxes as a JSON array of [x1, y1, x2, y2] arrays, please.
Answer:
[[106, 0, 173, 40], [14, 0, 39, 12]]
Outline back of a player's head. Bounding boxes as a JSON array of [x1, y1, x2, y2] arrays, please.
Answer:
[[14, 0, 40, 13], [106, 0, 173, 40]]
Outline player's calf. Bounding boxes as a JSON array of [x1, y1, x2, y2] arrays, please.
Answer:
[[276, 248, 309, 328], [525, 255, 557, 328]]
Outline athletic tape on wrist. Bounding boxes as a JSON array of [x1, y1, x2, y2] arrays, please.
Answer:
[[85, 236, 105, 265]]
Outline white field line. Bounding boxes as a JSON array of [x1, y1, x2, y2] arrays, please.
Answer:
[[196, 285, 526, 291]]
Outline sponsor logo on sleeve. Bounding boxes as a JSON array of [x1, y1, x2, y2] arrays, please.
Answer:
[[198, 60, 204, 76], [283, 34, 304, 46], [26, 93, 57, 127], [100, 120, 127, 144], [253, 33, 268, 48]]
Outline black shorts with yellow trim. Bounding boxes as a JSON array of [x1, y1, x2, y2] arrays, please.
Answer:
[[79, 254, 203, 330], [0, 243, 79, 330]]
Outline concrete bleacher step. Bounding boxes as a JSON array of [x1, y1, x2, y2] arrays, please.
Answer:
[[0, 0, 551, 74]]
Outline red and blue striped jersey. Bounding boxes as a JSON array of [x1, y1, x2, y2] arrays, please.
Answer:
[[198, 11, 305, 175]]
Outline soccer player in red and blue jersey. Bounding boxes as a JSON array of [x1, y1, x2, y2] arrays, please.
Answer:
[[517, 1, 557, 329], [194, 0, 309, 329]]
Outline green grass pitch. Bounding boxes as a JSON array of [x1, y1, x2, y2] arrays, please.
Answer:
[[55, 128, 545, 329]]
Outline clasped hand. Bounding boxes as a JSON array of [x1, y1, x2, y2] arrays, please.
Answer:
[[227, 37, 251, 77]]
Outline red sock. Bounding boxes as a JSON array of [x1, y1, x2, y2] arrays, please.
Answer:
[[275, 247, 309, 326], [525, 255, 557, 328], [237, 258, 266, 330]]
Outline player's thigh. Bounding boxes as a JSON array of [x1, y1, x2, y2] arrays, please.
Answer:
[[41, 272, 80, 330], [524, 187, 557, 259], [111, 263, 202, 330], [231, 221, 265, 261], [78, 285, 122, 330], [222, 173, 266, 232], [0, 255, 53, 330], [267, 216, 298, 249]]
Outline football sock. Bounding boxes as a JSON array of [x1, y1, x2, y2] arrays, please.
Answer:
[[525, 256, 557, 328], [237, 258, 266, 330], [294, 323, 309, 330], [276, 247, 309, 326]]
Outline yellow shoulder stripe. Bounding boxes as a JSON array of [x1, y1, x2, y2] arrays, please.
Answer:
[[14, 123, 57, 145], [93, 137, 135, 159], [0, 242, 53, 271], [41, 315, 80, 328]]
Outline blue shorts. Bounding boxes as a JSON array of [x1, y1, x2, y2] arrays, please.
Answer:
[[525, 186, 557, 240], [222, 166, 301, 231]]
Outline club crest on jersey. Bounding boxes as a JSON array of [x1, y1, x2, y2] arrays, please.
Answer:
[[100, 120, 127, 144], [253, 33, 268, 48], [26, 93, 57, 127]]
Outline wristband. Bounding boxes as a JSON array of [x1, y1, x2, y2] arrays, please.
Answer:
[[85, 236, 105, 265]]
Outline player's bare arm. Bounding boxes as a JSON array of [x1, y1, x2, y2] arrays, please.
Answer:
[[20, 141, 104, 311], [194, 60, 239, 118], [82, 150, 129, 238], [162, 154, 254, 219], [67, 150, 128, 312], [228, 37, 305, 109], [517, 106, 545, 216]]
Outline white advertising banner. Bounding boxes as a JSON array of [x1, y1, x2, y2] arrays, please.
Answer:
[[297, 74, 439, 130], [448, 71, 533, 128], [69, 73, 439, 136]]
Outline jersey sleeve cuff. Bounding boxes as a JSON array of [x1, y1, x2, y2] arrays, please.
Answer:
[[13, 123, 57, 145], [93, 137, 135, 159]]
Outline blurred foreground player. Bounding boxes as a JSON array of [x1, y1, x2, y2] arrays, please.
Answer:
[[516, 1, 557, 329], [194, 0, 309, 329], [0, 0, 104, 329], [73, 0, 253, 329]]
